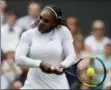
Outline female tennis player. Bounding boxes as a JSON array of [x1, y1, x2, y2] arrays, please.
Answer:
[[15, 5, 76, 89]]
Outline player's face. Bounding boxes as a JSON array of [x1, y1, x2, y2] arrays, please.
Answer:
[[38, 8, 56, 33]]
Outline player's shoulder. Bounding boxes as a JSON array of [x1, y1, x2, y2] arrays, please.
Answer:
[[21, 28, 37, 39], [59, 25, 70, 32], [59, 25, 71, 35], [58, 25, 73, 41]]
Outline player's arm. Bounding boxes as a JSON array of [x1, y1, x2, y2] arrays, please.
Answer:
[[15, 31, 42, 68], [60, 27, 76, 68], [15, 30, 55, 73]]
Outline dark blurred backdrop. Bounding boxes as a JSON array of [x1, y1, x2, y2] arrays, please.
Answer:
[[7, 0, 111, 37]]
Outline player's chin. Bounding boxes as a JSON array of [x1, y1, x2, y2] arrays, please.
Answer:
[[38, 27, 46, 33]]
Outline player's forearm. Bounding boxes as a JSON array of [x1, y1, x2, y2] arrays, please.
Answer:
[[15, 56, 42, 68], [60, 53, 76, 68]]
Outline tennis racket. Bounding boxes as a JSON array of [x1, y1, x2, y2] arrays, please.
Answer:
[[64, 56, 107, 87]]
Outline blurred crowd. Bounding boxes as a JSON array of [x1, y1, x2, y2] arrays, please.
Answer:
[[1, 0, 111, 90]]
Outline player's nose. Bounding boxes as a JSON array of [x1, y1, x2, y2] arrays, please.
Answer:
[[39, 19, 45, 26]]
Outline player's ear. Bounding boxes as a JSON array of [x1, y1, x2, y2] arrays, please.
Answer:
[[52, 20, 58, 27]]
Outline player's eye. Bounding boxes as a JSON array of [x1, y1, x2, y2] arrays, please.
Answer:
[[39, 16, 49, 23], [43, 19, 49, 23]]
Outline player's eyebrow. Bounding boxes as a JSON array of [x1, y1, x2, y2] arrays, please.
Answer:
[[40, 15, 50, 23]]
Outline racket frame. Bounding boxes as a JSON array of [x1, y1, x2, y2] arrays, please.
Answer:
[[64, 56, 107, 87]]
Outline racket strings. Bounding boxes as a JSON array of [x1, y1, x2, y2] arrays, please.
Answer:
[[65, 56, 106, 87], [76, 57, 105, 87]]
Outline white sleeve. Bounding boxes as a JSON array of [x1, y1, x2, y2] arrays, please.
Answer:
[[60, 26, 76, 68], [15, 30, 42, 68]]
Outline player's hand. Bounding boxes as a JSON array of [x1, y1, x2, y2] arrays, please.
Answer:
[[40, 61, 55, 74], [54, 64, 65, 75]]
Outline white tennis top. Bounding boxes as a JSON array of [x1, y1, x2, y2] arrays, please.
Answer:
[[15, 25, 76, 89]]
